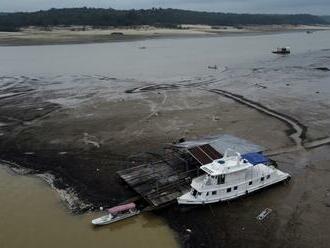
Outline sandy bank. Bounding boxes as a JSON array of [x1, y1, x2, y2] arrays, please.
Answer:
[[0, 24, 329, 46]]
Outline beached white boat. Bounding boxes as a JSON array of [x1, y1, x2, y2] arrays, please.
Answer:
[[272, 47, 290, 54], [92, 203, 140, 225], [177, 149, 290, 205]]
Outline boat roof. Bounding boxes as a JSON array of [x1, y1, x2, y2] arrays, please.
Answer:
[[173, 134, 264, 166], [200, 156, 250, 176], [241, 152, 269, 165], [200, 151, 270, 176], [107, 203, 136, 214], [174, 134, 263, 153]]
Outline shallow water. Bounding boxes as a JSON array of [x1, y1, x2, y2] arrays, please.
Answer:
[[0, 165, 178, 248], [0, 31, 330, 80]]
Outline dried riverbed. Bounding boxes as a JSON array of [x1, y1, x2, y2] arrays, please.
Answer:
[[1, 32, 330, 247]]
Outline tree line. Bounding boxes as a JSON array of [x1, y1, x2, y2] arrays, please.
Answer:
[[322, 16, 330, 23], [0, 8, 328, 32]]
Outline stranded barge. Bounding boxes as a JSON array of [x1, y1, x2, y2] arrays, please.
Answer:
[[117, 135, 289, 209]]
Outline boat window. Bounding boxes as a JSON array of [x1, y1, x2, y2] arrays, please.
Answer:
[[205, 175, 212, 185], [198, 192, 202, 196], [206, 192, 209, 196], [267, 175, 270, 179], [234, 186, 238, 190], [218, 160, 225, 165], [249, 181, 252, 185], [227, 187, 231, 193], [218, 174, 225, 184], [192, 189, 197, 197], [212, 191, 217, 195], [261, 177, 265, 181]]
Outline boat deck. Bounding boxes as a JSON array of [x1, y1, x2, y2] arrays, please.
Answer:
[[117, 159, 197, 208]]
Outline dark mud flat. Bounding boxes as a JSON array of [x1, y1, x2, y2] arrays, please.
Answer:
[[1, 49, 330, 247], [0, 75, 289, 200]]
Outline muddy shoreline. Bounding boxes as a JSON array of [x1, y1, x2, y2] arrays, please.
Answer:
[[0, 82, 328, 247], [0, 75, 293, 247]]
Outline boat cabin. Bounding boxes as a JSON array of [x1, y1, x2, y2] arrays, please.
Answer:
[[107, 202, 137, 216], [177, 149, 290, 204]]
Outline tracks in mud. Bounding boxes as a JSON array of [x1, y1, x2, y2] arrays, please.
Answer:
[[266, 137, 330, 156], [125, 77, 330, 155], [209, 89, 306, 148], [209, 89, 330, 155], [124, 77, 307, 151], [125, 77, 222, 94]]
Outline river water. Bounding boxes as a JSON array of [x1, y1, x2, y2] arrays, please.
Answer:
[[0, 165, 178, 248], [0, 30, 330, 80]]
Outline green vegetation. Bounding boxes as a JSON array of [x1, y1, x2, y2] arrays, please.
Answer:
[[0, 7, 328, 31]]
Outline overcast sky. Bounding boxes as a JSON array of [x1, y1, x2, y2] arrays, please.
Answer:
[[1, 0, 330, 15]]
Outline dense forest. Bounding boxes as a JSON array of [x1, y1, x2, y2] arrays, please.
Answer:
[[322, 16, 330, 23], [0, 8, 328, 32]]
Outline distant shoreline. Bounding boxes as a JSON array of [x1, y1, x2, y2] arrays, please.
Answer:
[[0, 24, 329, 46]]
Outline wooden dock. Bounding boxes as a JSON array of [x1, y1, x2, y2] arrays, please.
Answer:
[[117, 159, 198, 208]]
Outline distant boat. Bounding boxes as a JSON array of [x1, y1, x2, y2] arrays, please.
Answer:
[[177, 149, 290, 205], [208, 65, 218, 70], [92, 202, 140, 226], [272, 47, 290, 54]]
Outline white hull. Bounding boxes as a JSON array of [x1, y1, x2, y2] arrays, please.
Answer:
[[178, 173, 290, 205], [92, 211, 140, 226], [177, 149, 291, 205]]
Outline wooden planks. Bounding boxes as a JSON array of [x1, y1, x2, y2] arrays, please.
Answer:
[[118, 160, 196, 207]]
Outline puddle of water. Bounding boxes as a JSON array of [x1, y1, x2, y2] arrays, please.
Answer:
[[0, 165, 178, 248]]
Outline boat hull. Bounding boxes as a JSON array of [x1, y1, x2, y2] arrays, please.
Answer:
[[177, 174, 290, 205], [92, 215, 113, 225], [272, 51, 290, 54], [92, 211, 140, 226]]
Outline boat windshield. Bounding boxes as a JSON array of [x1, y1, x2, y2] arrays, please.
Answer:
[[101, 215, 111, 220]]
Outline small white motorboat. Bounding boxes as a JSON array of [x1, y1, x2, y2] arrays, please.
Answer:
[[92, 202, 140, 226]]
